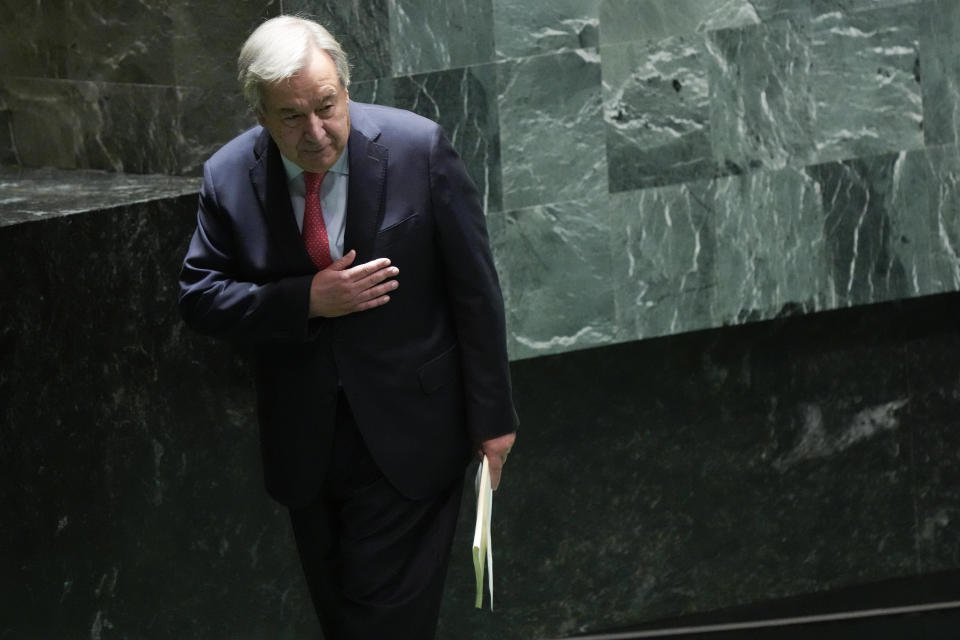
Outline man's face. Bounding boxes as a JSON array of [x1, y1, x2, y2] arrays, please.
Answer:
[[257, 48, 350, 174]]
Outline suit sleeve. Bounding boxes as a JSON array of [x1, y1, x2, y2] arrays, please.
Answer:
[[178, 161, 315, 344], [428, 126, 519, 442]]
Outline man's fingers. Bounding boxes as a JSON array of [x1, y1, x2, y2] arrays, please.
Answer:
[[479, 432, 516, 491], [356, 266, 399, 293], [350, 278, 399, 308], [309, 254, 399, 318], [345, 257, 394, 281], [352, 293, 392, 312], [325, 249, 357, 272], [488, 456, 503, 490]]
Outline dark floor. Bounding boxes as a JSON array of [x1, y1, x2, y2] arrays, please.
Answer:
[[566, 570, 960, 639]]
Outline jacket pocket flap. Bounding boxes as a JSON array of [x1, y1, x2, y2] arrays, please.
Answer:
[[376, 212, 419, 249], [418, 345, 458, 394]]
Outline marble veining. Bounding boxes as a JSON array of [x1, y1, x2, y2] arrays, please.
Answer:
[[888, 144, 960, 296], [610, 181, 715, 340], [492, 196, 617, 359], [601, 0, 760, 45], [281, 0, 392, 82], [435, 293, 960, 638], [349, 77, 395, 108], [0, 0, 956, 356], [0, 195, 319, 639], [710, 165, 829, 322], [919, 0, 960, 146], [0, 77, 250, 175], [3, 0, 958, 360], [609, 164, 829, 343], [0, 166, 200, 227], [808, 0, 926, 16], [707, 19, 817, 173], [492, 0, 600, 59], [498, 49, 608, 210], [774, 398, 910, 470], [388, 0, 495, 75], [807, 5, 924, 164], [603, 36, 719, 191], [810, 153, 908, 306], [393, 64, 503, 212], [707, 3, 927, 173]]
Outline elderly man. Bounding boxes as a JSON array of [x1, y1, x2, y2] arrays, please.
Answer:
[[178, 15, 518, 640]]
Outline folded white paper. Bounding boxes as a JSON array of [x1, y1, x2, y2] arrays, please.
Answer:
[[472, 455, 494, 610]]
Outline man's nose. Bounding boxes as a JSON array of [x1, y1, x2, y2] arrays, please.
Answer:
[[304, 113, 326, 140]]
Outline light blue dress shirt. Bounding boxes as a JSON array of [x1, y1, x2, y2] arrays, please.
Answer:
[[280, 147, 350, 261]]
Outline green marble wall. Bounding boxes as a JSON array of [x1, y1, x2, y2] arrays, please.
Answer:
[[353, 0, 958, 361], [351, 0, 960, 360], [490, 0, 959, 359], [5, 1, 958, 361]]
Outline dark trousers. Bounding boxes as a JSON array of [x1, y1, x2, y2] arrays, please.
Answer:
[[289, 391, 464, 640]]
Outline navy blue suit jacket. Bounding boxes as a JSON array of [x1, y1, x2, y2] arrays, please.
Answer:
[[179, 102, 518, 506]]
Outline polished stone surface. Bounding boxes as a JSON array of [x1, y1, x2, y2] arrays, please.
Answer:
[[920, 0, 960, 146], [0, 0, 177, 84], [497, 49, 607, 210], [749, 0, 927, 25], [0, 0, 389, 88], [389, 0, 495, 75], [283, 0, 392, 83], [707, 3, 925, 173], [492, 0, 599, 59], [6, 183, 959, 638], [349, 77, 396, 107], [887, 144, 960, 298], [580, 570, 960, 638], [0, 166, 200, 227], [0, 0, 278, 89], [508, 140, 960, 360], [601, 0, 759, 45], [0, 194, 318, 639], [393, 64, 503, 212], [812, 145, 960, 307], [807, 5, 924, 164], [492, 195, 616, 358], [0, 77, 251, 175], [604, 1, 930, 190], [609, 166, 828, 342], [602, 35, 720, 191], [437, 293, 960, 639], [4, 0, 960, 359]]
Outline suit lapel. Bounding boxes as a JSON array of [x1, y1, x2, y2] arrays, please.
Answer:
[[345, 105, 388, 263], [249, 105, 389, 270], [249, 128, 314, 271]]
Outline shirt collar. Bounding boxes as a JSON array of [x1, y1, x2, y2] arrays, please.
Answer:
[[280, 146, 350, 183]]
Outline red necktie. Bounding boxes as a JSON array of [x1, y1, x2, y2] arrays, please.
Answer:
[[302, 171, 332, 270]]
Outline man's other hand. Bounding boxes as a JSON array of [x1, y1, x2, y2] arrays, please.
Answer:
[[309, 250, 399, 318], [480, 432, 516, 491]]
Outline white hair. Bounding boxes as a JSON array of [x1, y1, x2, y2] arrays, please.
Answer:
[[237, 15, 351, 112]]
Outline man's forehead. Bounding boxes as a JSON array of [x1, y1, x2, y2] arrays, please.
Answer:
[[263, 78, 342, 110], [275, 83, 340, 101]]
